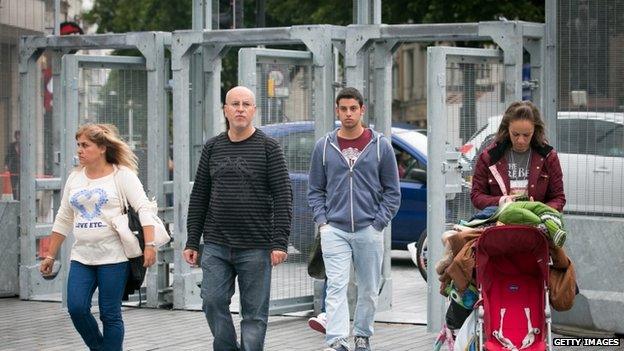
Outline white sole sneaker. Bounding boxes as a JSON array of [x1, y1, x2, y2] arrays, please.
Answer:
[[407, 242, 418, 266], [308, 317, 326, 334]]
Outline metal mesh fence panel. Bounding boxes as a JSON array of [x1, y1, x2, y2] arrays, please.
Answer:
[[1, 1, 48, 197], [392, 43, 427, 128], [255, 57, 315, 303], [78, 67, 149, 185], [446, 56, 506, 224], [0, 39, 18, 201], [558, 0, 624, 216]]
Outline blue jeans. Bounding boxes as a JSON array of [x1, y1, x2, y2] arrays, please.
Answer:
[[200, 243, 272, 351], [321, 225, 384, 346], [67, 260, 129, 351]]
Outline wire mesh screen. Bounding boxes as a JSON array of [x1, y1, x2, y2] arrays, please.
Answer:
[[1, 2, 48, 191], [78, 67, 149, 185], [445, 56, 506, 224], [558, 0, 624, 216], [254, 57, 316, 303], [0, 0, 46, 34], [0, 39, 19, 201], [392, 43, 427, 128]]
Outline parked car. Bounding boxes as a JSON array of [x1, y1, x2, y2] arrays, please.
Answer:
[[260, 122, 428, 254], [460, 111, 624, 215]]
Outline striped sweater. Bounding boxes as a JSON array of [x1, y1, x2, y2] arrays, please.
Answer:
[[185, 129, 292, 252]]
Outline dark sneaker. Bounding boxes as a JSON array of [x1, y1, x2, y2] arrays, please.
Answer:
[[354, 336, 371, 351], [324, 340, 350, 351]]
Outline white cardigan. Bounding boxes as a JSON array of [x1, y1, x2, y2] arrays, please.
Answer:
[[52, 165, 157, 265]]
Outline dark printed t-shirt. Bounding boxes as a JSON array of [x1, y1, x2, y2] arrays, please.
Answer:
[[507, 148, 531, 196], [337, 128, 373, 167]]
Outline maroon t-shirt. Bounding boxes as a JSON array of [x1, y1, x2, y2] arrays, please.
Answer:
[[337, 128, 373, 167]]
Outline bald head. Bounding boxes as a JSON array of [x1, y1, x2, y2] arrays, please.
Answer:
[[225, 86, 256, 105]]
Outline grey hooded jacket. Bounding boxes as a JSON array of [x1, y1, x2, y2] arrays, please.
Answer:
[[307, 128, 401, 233]]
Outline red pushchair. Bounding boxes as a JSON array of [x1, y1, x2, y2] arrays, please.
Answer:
[[475, 225, 553, 351]]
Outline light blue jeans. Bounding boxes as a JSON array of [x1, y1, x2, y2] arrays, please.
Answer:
[[321, 224, 384, 346]]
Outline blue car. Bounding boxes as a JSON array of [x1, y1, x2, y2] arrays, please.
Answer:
[[260, 122, 428, 252]]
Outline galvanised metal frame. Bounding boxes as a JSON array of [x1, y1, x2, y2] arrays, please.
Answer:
[[238, 47, 314, 116], [344, 21, 544, 331], [428, 46, 504, 333], [544, 1, 558, 147], [19, 32, 171, 308], [171, 25, 345, 310], [352, 0, 381, 25], [238, 47, 317, 313]]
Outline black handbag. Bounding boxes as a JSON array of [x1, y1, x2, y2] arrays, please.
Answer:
[[122, 205, 147, 302], [307, 233, 325, 279], [112, 168, 147, 303]]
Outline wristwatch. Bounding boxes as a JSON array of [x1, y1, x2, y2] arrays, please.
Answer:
[[145, 242, 156, 248]]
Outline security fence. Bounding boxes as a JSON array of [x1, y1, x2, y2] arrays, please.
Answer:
[[240, 48, 316, 308], [6, 6, 621, 335], [557, 0, 624, 217], [17, 33, 170, 307], [551, 0, 624, 334], [170, 26, 343, 312]]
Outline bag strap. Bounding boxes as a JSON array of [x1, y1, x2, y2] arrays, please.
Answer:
[[112, 165, 129, 213]]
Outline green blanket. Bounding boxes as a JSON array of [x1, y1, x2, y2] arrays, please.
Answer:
[[463, 201, 566, 247]]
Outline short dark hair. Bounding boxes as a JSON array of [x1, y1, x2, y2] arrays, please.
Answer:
[[495, 100, 547, 147], [336, 87, 364, 107]]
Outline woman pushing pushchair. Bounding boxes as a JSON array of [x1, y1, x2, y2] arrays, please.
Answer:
[[435, 101, 577, 351]]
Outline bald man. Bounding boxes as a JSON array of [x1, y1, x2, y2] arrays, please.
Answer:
[[184, 86, 293, 350]]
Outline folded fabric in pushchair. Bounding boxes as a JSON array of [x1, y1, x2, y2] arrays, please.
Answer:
[[460, 202, 567, 247]]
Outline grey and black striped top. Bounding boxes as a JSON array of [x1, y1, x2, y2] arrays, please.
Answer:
[[185, 129, 293, 252]]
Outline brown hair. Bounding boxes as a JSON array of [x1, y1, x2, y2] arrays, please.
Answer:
[[75, 123, 138, 173], [336, 87, 364, 107], [495, 100, 547, 148]]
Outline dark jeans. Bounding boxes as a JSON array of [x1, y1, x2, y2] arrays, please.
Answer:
[[67, 260, 129, 351], [200, 243, 272, 351], [10, 174, 19, 200]]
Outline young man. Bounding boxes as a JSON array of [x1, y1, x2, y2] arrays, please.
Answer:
[[183, 86, 292, 351], [308, 87, 401, 351]]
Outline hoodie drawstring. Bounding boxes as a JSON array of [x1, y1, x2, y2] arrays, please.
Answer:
[[322, 136, 329, 167], [376, 135, 381, 163]]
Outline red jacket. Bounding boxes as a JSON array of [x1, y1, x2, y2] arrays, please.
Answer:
[[470, 140, 566, 212]]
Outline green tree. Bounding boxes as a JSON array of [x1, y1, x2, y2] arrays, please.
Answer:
[[84, 0, 544, 36], [83, 0, 192, 33], [83, 0, 544, 104], [264, 0, 544, 26]]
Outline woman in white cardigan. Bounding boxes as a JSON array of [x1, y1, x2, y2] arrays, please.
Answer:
[[40, 123, 156, 351]]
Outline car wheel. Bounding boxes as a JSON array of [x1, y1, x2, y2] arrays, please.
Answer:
[[416, 229, 427, 281]]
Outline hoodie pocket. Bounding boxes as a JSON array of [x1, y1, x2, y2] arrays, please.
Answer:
[[325, 189, 349, 225], [352, 187, 379, 223]]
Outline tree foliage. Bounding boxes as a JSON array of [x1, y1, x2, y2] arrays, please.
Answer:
[[84, 0, 544, 33], [264, 0, 544, 26], [82, 0, 544, 105], [83, 0, 192, 33]]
